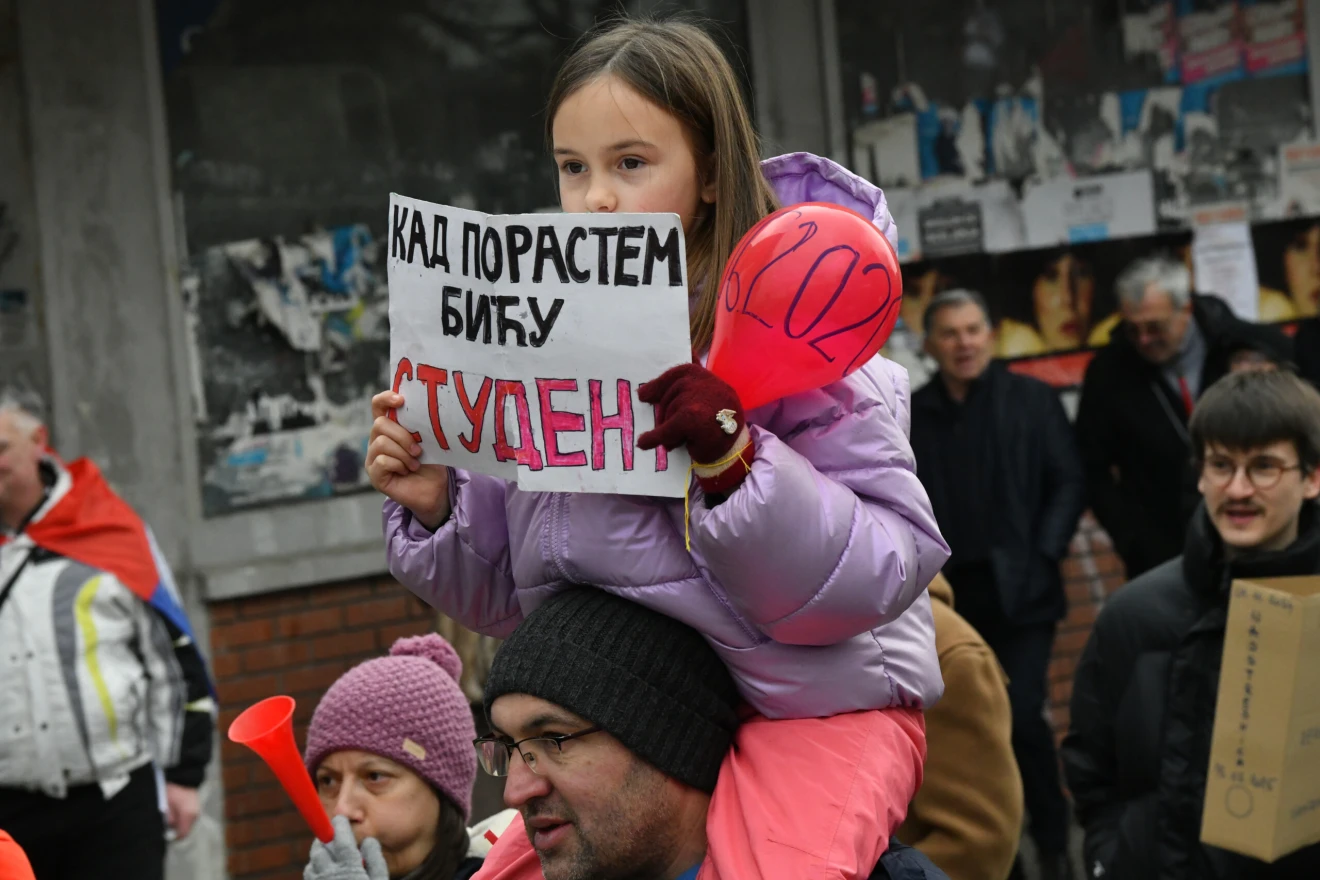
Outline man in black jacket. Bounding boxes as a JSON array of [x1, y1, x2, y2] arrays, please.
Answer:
[[1062, 369, 1320, 880], [1075, 254, 1292, 578], [1297, 318, 1320, 389], [912, 289, 1086, 880]]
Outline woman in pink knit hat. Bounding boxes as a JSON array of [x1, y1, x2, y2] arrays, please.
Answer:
[[302, 634, 515, 880]]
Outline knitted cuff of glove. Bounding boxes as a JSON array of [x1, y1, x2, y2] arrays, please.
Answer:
[[693, 427, 755, 495]]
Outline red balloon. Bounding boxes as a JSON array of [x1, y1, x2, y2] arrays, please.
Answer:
[[707, 202, 902, 411]]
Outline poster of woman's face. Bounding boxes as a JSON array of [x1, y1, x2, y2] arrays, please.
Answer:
[[1030, 253, 1096, 351], [990, 246, 1123, 360], [1254, 217, 1320, 320], [899, 232, 1217, 389]]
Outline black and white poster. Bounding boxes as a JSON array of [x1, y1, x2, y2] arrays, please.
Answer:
[[184, 225, 389, 516]]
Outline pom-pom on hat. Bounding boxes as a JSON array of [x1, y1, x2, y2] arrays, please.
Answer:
[[305, 633, 477, 819]]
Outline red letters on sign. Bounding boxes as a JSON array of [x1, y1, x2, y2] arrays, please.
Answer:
[[389, 359, 424, 445], [416, 364, 451, 450], [588, 379, 634, 472], [454, 372, 494, 454], [493, 380, 544, 471], [536, 379, 589, 468], [397, 361, 670, 477]]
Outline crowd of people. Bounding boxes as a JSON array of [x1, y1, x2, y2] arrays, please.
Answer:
[[2, 13, 1320, 880]]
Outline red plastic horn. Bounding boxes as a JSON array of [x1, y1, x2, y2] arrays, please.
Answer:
[[228, 695, 334, 843]]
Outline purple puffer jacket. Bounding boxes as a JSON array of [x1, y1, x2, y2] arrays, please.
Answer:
[[385, 152, 949, 718]]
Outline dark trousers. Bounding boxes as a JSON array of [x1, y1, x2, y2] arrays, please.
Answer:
[[947, 562, 1071, 856], [0, 764, 164, 880]]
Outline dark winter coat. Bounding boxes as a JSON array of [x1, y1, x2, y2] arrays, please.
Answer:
[[911, 363, 1086, 624], [1062, 502, 1320, 879], [1297, 318, 1320, 389]]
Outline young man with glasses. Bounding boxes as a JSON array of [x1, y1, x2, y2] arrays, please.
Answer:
[[1063, 369, 1320, 880], [468, 588, 949, 880], [1075, 254, 1292, 578]]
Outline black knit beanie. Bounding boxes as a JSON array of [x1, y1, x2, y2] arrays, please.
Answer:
[[483, 588, 740, 793]]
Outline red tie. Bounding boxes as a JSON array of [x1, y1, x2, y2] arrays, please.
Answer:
[[1178, 376, 1194, 416]]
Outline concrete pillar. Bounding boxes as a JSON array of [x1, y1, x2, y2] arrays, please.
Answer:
[[16, 0, 195, 556], [15, 1, 222, 876], [747, 0, 846, 164], [0, 0, 49, 408]]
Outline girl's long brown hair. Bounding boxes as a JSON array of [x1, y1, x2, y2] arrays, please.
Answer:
[[546, 17, 780, 354]]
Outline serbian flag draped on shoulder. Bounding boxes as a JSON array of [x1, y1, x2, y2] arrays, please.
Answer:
[[0, 453, 215, 798], [14, 457, 209, 685]]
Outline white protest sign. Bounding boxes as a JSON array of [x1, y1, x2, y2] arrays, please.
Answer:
[[387, 194, 692, 496]]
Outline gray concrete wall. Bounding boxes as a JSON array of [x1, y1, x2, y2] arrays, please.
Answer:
[[17, 0, 193, 559], [747, 0, 842, 161]]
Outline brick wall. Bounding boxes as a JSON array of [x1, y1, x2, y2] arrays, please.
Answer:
[[1048, 514, 1127, 744], [211, 576, 438, 880]]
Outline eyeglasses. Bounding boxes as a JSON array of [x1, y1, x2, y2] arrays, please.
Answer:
[[1201, 456, 1303, 490], [473, 726, 603, 777]]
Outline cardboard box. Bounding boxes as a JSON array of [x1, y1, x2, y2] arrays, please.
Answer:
[[1202, 576, 1320, 862]]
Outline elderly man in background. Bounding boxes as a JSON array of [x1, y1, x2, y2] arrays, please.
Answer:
[[1075, 254, 1291, 578], [0, 388, 214, 880], [911, 289, 1085, 880]]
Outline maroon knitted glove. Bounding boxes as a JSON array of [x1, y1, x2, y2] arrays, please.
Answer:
[[638, 364, 755, 494]]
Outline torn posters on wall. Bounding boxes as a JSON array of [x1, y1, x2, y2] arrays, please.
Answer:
[[904, 180, 1026, 262], [185, 224, 390, 516], [1022, 171, 1159, 247], [387, 196, 692, 497], [1191, 204, 1261, 320], [1242, 0, 1307, 77], [851, 114, 922, 189], [1277, 140, 1320, 215], [1123, 1, 1180, 83], [1177, 72, 1311, 222], [1176, 0, 1245, 86]]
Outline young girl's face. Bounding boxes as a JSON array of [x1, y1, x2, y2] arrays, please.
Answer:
[[553, 74, 716, 233]]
